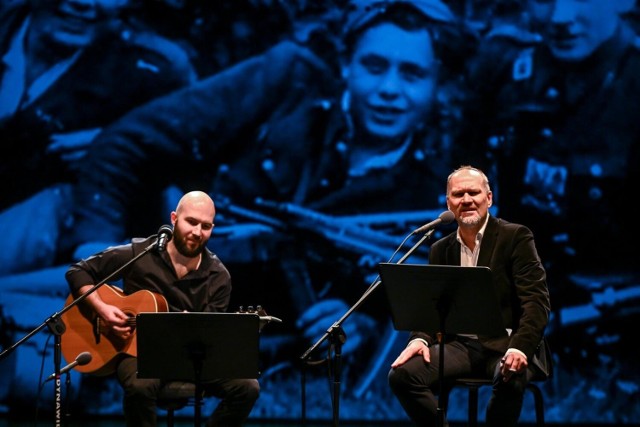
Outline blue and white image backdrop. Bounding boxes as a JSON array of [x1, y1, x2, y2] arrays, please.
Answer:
[[1, 0, 639, 424]]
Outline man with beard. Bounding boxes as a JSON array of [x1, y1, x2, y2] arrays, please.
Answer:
[[65, 191, 259, 427], [388, 166, 551, 427]]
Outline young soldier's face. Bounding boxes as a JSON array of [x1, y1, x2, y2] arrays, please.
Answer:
[[527, 0, 622, 62], [343, 22, 438, 141]]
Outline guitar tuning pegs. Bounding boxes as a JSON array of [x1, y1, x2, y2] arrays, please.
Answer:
[[238, 306, 245, 313], [247, 306, 254, 313]]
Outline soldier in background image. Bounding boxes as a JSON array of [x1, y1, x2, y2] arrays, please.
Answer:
[[460, 1, 640, 416], [0, 0, 196, 274]]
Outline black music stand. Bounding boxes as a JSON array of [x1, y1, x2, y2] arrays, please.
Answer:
[[378, 263, 507, 427], [136, 312, 261, 427]]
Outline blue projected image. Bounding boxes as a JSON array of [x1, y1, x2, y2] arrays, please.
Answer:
[[1, 0, 639, 425]]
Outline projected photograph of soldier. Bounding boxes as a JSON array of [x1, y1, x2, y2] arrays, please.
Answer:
[[3, 0, 640, 424], [459, 0, 640, 421], [0, 0, 196, 275], [48, 0, 471, 419]]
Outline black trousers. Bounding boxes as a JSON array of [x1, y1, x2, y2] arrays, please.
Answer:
[[388, 337, 530, 427], [117, 356, 260, 427]]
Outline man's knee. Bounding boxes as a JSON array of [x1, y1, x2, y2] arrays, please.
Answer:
[[495, 374, 527, 395], [388, 365, 411, 392], [243, 379, 260, 402], [125, 378, 161, 400], [225, 378, 260, 402]]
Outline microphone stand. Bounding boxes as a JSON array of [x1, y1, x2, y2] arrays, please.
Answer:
[[64, 371, 72, 426], [0, 239, 161, 425], [299, 229, 435, 427]]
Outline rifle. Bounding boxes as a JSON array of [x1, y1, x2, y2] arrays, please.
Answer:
[[216, 197, 448, 396], [217, 196, 433, 264]]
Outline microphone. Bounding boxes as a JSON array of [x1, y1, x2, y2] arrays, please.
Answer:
[[412, 210, 456, 235], [156, 224, 173, 252], [46, 351, 92, 382]]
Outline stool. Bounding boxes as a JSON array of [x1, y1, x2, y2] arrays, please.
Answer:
[[443, 378, 546, 427], [157, 381, 201, 427]]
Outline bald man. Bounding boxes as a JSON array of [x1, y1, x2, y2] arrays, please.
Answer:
[[66, 191, 259, 427], [388, 166, 550, 427]]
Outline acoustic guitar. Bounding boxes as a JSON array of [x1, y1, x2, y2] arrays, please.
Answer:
[[59, 285, 169, 376]]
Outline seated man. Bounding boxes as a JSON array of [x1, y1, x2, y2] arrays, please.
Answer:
[[65, 191, 259, 427], [388, 166, 551, 427]]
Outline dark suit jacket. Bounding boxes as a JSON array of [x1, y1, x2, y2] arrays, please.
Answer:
[[409, 215, 551, 361]]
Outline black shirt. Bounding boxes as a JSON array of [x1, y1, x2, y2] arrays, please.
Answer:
[[66, 234, 232, 313]]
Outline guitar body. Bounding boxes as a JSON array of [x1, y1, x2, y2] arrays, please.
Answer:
[[60, 285, 169, 376]]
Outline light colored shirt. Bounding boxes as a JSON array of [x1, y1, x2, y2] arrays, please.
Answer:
[[456, 214, 489, 339]]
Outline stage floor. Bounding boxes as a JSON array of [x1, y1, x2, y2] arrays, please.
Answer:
[[0, 417, 612, 427]]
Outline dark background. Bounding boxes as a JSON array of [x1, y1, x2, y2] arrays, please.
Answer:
[[0, 0, 638, 424]]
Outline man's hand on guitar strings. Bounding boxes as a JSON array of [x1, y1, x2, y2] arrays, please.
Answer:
[[96, 304, 133, 339]]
